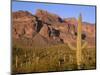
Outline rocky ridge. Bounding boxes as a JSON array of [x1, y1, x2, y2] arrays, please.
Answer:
[[12, 9, 95, 48]]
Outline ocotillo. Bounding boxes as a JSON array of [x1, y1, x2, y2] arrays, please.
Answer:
[[67, 14, 87, 69]]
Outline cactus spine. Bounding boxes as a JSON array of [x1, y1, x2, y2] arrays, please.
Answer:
[[68, 14, 87, 69]]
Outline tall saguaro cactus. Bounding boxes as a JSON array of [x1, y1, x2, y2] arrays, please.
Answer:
[[68, 14, 87, 69], [76, 14, 82, 69]]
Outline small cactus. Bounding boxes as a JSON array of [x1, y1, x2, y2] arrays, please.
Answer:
[[68, 14, 87, 69], [15, 55, 18, 68]]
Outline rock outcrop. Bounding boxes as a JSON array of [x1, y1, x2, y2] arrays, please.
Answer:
[[12, 9, 95, 48], [39, 24, 50, 39], [12, 11, 37, 39], [35, 9, 63, 24]]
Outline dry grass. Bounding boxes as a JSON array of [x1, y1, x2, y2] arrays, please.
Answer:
[[12, 42, 96, 74]]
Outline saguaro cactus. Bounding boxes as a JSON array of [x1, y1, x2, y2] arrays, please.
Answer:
[[68, 14, 87, 69], [76, 14, 82, 69], [15, 55, 18, 68]]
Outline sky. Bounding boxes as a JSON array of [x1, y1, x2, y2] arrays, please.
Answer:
[[12, 1, 96, 24]]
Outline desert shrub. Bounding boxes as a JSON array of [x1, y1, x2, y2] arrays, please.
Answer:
[[12, 43, 96, 73]]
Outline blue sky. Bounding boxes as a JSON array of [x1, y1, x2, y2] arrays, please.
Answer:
[[12, 1, 96, 24]]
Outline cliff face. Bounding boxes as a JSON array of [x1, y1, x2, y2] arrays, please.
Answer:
[[12, 9, 95, 48], [12, 11, 37, 39]]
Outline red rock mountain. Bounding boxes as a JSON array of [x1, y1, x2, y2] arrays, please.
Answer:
[[12, 9, 95, 48]]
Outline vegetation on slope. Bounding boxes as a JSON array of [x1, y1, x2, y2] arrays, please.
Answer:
[[12, 43, 96, 74]]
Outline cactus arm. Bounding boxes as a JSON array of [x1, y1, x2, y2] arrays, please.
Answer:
[[82, 41, 87, 49], [67, 42, 76, 50]]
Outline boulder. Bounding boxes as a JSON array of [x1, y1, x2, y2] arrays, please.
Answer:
[[39, 24, 50, 39]]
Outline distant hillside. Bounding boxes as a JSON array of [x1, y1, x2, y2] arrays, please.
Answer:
[[12, 9, 95, 48]]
